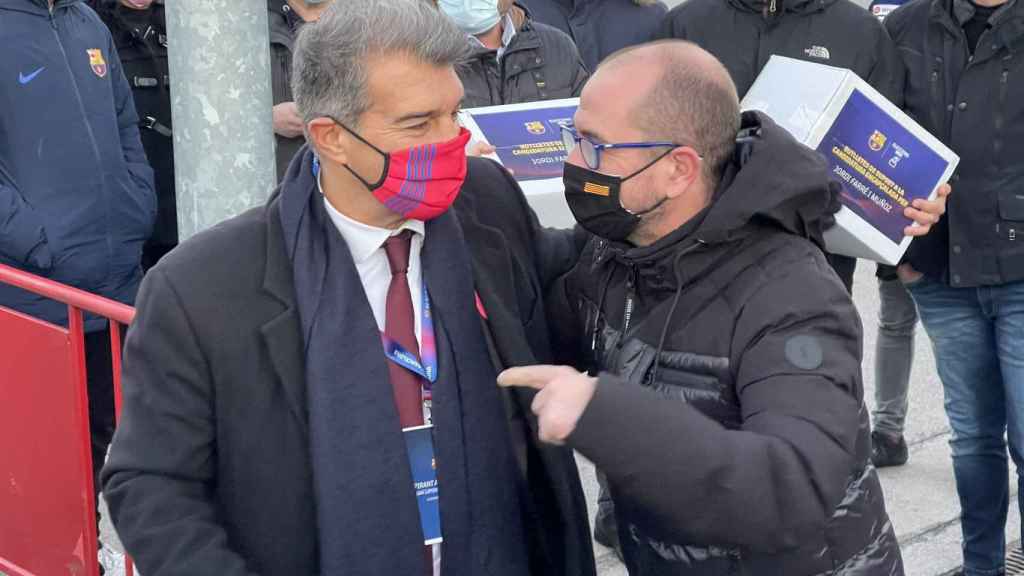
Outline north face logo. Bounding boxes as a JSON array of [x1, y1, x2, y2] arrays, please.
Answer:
[[804, 45, 831, 60]]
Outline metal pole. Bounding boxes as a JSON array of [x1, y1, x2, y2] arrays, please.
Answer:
[[165, 0, 276, 240]]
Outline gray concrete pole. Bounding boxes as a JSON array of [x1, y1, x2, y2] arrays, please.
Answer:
[[165, 0, 276, 240]]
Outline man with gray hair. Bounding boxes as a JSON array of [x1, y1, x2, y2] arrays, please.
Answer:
[[101, 1, 593, 575]]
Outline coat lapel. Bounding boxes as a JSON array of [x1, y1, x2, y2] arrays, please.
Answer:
[[260, 199, 308, 433]]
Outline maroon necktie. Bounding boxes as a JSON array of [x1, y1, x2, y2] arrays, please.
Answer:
[[383, 230, 426, 428], [383, 231, 434, 574]]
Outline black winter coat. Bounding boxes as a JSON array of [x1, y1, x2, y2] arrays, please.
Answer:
[[520, 0, 668, 71], [458, 6, 589, 108], [886, 0, 1024, 287], [101, 156, 595, 576], [553, 113, 904, 576], [96, 1, 177, 267], [659, 0, 901, 102], [268, 2, 305, 181]]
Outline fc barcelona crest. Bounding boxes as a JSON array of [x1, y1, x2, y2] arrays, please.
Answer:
[[87, 49, 107, 78], [868, 130, 887, 152], [524, 121, 546, 135]]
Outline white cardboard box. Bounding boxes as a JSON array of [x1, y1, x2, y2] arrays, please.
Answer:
[[741, 56, 959, 265], [459, 98, 578, 229]]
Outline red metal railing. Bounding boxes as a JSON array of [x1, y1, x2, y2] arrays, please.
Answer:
[[0, 262, 135, 576]]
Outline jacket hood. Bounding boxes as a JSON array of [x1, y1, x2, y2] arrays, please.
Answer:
[[727, 0, 835, 17], [616, 111, 832, 262], [696, 111, 834, 246], [599, 111, 835, 273]]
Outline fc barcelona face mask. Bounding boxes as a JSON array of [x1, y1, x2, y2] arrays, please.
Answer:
[[339, 123, 472, 221], [563, 156, 672, 242]]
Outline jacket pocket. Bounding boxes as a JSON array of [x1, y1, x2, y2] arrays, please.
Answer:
[[644, 351, 741, 429], [998, 189, 1024, 222], [0, 183, 53, 272], [123, 168, 159, 241]]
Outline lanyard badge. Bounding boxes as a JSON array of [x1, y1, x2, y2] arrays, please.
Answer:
[[381, 286, 437, 423]]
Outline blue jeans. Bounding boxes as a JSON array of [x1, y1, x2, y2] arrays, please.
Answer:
[[908, 277, 1024, 576]]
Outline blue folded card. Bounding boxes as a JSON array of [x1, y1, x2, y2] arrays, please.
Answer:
[[403, 424, 442, 545]]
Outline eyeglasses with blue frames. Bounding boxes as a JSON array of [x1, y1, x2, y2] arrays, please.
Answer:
[[560, 123, 685, 171]]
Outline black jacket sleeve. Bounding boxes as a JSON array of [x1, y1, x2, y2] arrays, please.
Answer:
[[567, 266, 862, 553], [483, 158, 580, 288], [883, 11, 909, 109], [101, 268, 258, 576], [866, 21, 903, 104]]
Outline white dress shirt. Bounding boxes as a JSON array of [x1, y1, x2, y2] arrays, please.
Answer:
[[321, 195, 425, 346], [319, 178, 440, 576]]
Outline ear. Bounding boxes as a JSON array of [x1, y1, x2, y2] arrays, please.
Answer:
[[662, 146, 703, 199], [307, 117, 349, 166]]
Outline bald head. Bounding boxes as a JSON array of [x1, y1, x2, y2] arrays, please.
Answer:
[[596, 41, 741, 188]]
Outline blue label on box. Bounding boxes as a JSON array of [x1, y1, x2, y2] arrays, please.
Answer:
[[469, 105, 577, 181], [816, 89, 949, 243], [403, 425, 442, 545]]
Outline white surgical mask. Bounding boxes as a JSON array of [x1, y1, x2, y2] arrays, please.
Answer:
[[438, 0, 501, 36]]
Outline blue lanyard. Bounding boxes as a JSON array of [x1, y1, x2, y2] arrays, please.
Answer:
[[380, 285, 437, 385]]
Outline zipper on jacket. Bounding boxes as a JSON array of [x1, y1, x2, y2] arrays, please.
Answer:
[[993, 66, 1009, 158], [50, 9, 114, 276], [621, 265, 638, 338]]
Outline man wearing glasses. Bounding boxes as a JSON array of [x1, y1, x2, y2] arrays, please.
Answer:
[[500, 40, 910, 575]]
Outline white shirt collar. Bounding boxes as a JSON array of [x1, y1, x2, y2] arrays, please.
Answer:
[[318, 167, 425, 264], [469, 12, 517, 60]]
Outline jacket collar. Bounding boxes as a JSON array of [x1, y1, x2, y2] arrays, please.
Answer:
[[468, 4, 541, 58], [935, 0, 1024, 44], [952, 0, 1016, 23]]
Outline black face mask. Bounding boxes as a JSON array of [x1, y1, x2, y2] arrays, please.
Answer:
[[563, 152, 673, 241]]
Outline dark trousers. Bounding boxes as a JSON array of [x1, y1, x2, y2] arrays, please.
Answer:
[[85, 327, 117, 499], [827, 253, 857, 295]]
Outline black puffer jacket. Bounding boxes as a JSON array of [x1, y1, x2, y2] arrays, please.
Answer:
[[659, 0, 901, 101], [458, 5, 589, 107], [554, 112, 903, 576], [886, 0, 1024, 287]]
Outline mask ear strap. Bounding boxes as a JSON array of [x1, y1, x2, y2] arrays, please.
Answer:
[[335, 119, 386, 156], [627, 194, 670, 217], [620, 147, 679, 217], [344, 164, 389, 191], [621, 146, 678, 183], [332, 118, 390, 190]]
